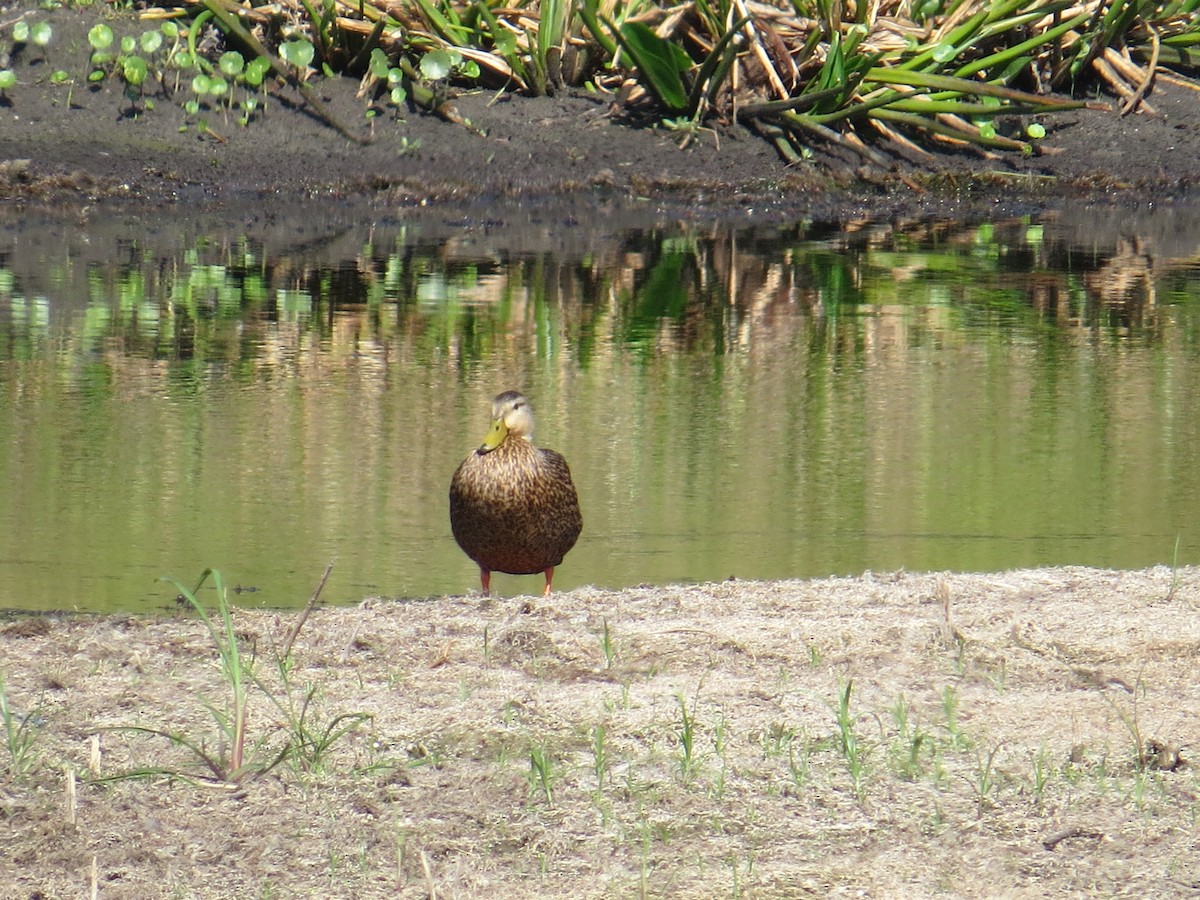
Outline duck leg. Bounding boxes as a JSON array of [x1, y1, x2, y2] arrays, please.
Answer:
[[542, 567, 555, 597], [480, 567, 492, 596]]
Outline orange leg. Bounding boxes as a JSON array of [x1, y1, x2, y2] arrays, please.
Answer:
[[480, 568, 491, 596], [542, 567, 555, 597]]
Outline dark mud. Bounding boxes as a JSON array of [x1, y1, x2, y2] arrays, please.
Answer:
[[1, 2, 1199, 224]]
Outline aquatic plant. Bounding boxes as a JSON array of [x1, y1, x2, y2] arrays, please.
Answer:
[[4, 0, 1200, 162]]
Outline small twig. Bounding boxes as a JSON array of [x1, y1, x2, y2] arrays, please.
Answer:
[[1121, 29, 1160, 117], [420, 849, 438, 900], [281, 561, 334, 660], [1042, 825, 1104, 850]]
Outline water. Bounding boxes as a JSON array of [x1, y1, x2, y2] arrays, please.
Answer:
[[2, 204, 1199, 612]]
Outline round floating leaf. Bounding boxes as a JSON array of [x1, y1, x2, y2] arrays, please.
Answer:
[[31, 22, 52, 47], [123, 55, 148, 87], [174, 50, 195, 70], [219, 50, 245, 77], [161, 22, 179, 40], [368, 48, 389, 79], [88, 23, 114, 51], [279, 40, 314, 70], [192, 73, 212, 94], [243, 56, 270, 87], [121, 35, 136, 55], [88, 69, 106, 82], [386, 67, 402, 86], [977, 121, 996, 140], [50, 70, 71, 85], [207, 75, 228, 97], [1026, 122, 1046, 139], [184, 98, 200, 115], [140, 31, 163, 54], [493, 30, 516, 57], [12, 22, 29, 42], [390, 85, 406, 105], [420, 49, 454, 80], [0, 70, 16, 91], [460, 60, 480, 79]]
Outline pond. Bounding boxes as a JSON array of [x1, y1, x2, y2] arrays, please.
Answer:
[[2, 201, 1199, 613]]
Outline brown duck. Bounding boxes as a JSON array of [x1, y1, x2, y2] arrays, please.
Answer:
[[450, 390, 582, 596]]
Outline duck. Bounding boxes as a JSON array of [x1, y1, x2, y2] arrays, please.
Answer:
[[449, 390, 583, 597]]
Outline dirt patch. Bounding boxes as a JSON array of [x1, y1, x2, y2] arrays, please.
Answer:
[[1, 3, 1199, 220], [2, 566, 1199, 897]]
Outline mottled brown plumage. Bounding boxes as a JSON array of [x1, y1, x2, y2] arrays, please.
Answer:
[[450, 391, 582, 597]]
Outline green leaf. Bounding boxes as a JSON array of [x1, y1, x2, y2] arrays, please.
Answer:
[[0, 70, 16, 91], [122, 55, 148, 87], [243, 56, 270, 88], [931, 42, 957, 63], [31, 22, 52, 47], [368, 48, 390, 79], [420, 49, 455, 80], [140, 30, 163, 54], [12, 22, 29, 42], [279, 40, 315, 70], [1026, 122, 1046, 139], [88, 23, 114, 51], [390, 85, 406, 105], [219, 50, 245, 77], [617, 21, 689, 113]]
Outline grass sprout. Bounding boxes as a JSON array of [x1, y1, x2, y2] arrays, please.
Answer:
[[102, 566, 366, 786], [0, 673, 41, 781]]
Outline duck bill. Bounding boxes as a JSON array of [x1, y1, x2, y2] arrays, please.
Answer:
[[479, 418, 508, 452]]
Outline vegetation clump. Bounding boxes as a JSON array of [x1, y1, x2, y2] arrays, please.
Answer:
[[1, 0, 1198, 160]]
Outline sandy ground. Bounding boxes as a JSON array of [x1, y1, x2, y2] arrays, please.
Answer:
[[2, 566, 1199, 898]]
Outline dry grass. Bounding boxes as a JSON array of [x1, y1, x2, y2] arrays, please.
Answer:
[[3, 566, 1200, 897]]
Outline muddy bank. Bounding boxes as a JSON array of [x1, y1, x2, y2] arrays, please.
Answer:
[[1, 4, 1199, 220]]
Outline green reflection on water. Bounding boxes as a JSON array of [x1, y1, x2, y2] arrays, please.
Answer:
[[1, 212, 1199, 612]]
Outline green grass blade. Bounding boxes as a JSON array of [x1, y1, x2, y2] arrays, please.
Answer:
[[872, 107, 1032, 151], [863, 67, 1086, 108], [578, 0, 616, 56], [954, 10, 1092, 79], [686, 14, 750, 117]]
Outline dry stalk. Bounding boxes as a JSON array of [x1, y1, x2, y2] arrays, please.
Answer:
[[420, 848, 437, 899], [64, 765, 77, 826], [88, 734, 101, 777], [1120, 27, 1159, 116], [280, 560, 334, 660], [1099, 47, 1160, 115]]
